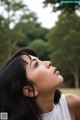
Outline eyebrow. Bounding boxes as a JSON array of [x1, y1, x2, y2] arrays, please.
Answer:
[[21, 54, 31, 65], [30, 58, 37, 68], [26, 54, 31, 60]]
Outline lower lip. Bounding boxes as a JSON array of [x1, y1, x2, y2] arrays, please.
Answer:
[[54, 71, 60, 75]]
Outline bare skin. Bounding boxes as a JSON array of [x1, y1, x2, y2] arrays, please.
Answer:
[[65, 94, 80, 120], [22, 55, 80, 120]]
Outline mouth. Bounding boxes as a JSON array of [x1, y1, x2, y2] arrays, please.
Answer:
[[54, 67, 60, 75]]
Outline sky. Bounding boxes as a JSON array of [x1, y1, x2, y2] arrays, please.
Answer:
[[23, 0, 60, 29], [0, 0, 80, 29], [0, 0, 60, 29]]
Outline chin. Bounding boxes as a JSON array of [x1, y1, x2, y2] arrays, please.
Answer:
[[58, 75, 64, 83]]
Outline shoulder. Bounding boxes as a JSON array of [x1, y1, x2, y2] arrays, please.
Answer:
[[64, 93, 80, 109], [64, 93, 80, 120]]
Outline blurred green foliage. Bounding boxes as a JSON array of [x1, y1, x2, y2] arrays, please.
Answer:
[[46, 12, 80, 88], [28, 39, 49, 60], [43, 0, 80, 12]]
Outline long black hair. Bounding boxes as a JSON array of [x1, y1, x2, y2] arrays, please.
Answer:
[[0, 47, 61, 120]]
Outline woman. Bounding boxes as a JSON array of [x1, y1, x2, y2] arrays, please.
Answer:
[[0, 47, 80, 120]]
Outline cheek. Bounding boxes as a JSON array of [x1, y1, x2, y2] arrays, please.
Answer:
[[29, 68, 54, 91], [27, 68, 63, 92], [30, 68, 50, 83]]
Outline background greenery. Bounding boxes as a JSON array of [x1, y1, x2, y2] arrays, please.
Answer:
[[0, 0, 80, 88]]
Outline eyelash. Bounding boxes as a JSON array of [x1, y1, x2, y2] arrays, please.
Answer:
[[35, 61, 39, 68]]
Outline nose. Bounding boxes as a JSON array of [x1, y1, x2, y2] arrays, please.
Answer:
[[43, 61, 52, 68]]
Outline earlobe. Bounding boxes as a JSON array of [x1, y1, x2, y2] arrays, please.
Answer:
[[23, 85, 38, 97], [34, 90, 38, 96]]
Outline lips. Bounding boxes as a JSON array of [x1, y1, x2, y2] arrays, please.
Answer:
[[54, 67, 60, 75]]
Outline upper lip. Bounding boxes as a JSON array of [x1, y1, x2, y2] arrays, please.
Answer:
[[54, 67, 57, 74]]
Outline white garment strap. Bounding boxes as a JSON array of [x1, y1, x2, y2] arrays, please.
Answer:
[[41, 94, 71, 120], [55, 94, 71, 120]]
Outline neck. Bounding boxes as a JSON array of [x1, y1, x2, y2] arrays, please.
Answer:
[[35, 91, 55, 114]]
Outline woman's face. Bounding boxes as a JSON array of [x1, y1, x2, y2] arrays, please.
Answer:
[[22, 55, 64, 94]]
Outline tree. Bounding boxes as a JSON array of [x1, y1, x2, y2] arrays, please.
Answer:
[[14, 12, 39, 47], [43, 0, 80, 12], [28, 39, 49, 60], [30, 27, 49, 41], [16, 16, 49, 48], [0, 0, 28, 65], [46, 13, 80, 88], [0, 0, 40, 69]]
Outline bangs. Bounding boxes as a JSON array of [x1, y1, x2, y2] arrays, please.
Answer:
[[1, 47, 37, 72]]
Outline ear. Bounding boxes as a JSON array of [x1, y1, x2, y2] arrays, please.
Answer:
[[23, 85, 38, 97]]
